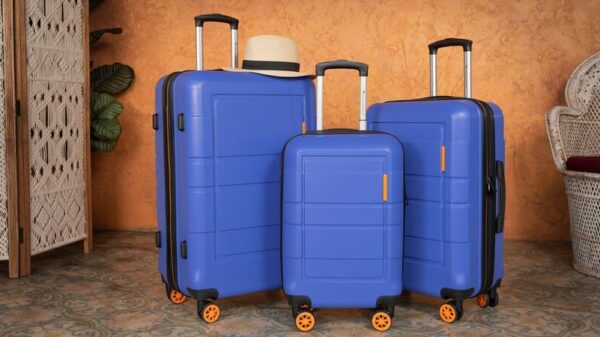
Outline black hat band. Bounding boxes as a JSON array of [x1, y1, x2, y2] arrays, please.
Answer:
[[242, 60, 300, 72]]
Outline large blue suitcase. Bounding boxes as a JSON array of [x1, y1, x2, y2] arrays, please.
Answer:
[[282, 61, 404, 332], [367, 39, 506, 323], [154, 14, 315, 322]]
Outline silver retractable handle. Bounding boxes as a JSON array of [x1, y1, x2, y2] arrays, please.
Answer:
[[428, 38, 473, 98], [194, 14, 239, 71], [315, 60, 369, 131]]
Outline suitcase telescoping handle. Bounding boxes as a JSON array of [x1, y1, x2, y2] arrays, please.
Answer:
[[194, 14, 239, 71], [315, 60, 369, 131], [428, 38, 473, 98]]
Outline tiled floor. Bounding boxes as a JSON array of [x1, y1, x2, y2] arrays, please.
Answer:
[[1, 232, 599, 336]]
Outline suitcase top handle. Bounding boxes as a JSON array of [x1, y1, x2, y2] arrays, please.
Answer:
[[428, 38, 472, 55], [428, 38, 473, 98], [194, 14, 239, 71], [315, 60, 369, 131], [195, 14, 239, 29]]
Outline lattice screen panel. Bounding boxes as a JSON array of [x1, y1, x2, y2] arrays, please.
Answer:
[[0, 0, 8, 261], [25, 0, 86, 255]]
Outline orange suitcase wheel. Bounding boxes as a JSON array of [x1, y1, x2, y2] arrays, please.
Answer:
[[439, 301, 462, 323], [200, 303, 221, 323], [168, 289, 187, 305], [371, 310, 392, 332], [477, 293, 489, 308], [295, 310, 316, 332]]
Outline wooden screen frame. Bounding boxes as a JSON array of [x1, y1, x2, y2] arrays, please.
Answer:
[[11, 0, 92, 277], [14, 0, 30, 277], [2, 0, 20, 278], [83, 0, 92, 255]]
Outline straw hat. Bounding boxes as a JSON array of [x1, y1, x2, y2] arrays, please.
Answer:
[[223, 35, 312, 77]]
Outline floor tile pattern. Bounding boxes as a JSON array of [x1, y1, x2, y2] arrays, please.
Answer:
[[1, 232, 599, 336]]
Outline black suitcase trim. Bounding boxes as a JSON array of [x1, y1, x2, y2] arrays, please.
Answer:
[[376, 295, 402, 317], [303, 128, 386, 135], [286, 294, 313, 317], [440, 287, 474, 301], [188, 288, 219, 302], [286, 294, 312, 307], [162, 71, 185, 294], [285, 294, 402, 316], [474, 99, 497, 296]]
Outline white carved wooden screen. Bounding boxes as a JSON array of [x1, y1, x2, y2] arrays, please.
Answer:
[[24, 0, 87, 255], [0, 0, 8, 261]]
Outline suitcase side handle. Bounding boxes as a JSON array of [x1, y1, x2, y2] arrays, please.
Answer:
[[495, 161, 506, 233], [315, 60, 369, 131], [194, 13, 239, 71], [428, 38, 472, 98]]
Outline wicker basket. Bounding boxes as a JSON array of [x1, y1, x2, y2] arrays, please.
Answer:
[[546, 53, 600, 278]]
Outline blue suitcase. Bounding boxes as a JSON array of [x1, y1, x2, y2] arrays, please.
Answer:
[[154, 14, 315, 322], [282, 61, 404, 332], [367, 38, 506, 323]]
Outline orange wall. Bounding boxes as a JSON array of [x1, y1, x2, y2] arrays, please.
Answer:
[[90, 0, 600, 240]]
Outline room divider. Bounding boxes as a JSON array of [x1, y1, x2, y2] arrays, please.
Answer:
[[0, 0, 92, 278]]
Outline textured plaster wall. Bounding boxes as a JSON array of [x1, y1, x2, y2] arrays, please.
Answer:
[[90, 0, 600, 240]]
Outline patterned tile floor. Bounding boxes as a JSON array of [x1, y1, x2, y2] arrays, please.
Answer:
[[1, 232, 599, 336]]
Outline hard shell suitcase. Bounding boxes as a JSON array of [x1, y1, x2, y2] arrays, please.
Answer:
[[282, 61, 404, 332], [154, 14, 316, 322], [367, 38, 506, 323]]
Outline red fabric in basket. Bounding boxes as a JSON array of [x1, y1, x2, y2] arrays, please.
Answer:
[[566, 156, 600, 174]]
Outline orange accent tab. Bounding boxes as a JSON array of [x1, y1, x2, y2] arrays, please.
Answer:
[[441, 145, 446, 172], [382, 174, 388, 202], [301, 121, 307, 134]]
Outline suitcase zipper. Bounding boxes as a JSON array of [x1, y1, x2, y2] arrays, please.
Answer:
[[162, 71, 185, 293], [471, 99, 496, 296]]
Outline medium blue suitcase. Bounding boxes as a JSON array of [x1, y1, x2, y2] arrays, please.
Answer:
[[154, 14, 315, 322], [282, 61, 404, 332], [367, 38, 506, 323]]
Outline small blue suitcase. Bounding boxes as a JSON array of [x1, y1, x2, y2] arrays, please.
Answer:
[[282, 61, 404, 332], [367, 38, 506, 323], [154, 14, 315, 323]]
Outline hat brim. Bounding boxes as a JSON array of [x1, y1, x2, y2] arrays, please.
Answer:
[[222, 67, 314, 78]]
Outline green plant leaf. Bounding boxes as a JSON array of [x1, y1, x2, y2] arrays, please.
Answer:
[[91, 63, 135, 94], [91, 139, 117, 152], [92, 119, 122, 141], [92, 92, 123, 120], [90, 28, 122, 45]]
